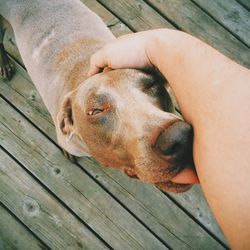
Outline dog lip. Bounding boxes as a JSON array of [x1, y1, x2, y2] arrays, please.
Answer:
[[150, 160, 197, 184], [155, 180, 190, 186], [155, 181, 192, 193]]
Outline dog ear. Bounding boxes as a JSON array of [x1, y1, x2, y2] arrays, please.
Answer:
[[56, 91, 91, 157], [57, 94, 75, 139]]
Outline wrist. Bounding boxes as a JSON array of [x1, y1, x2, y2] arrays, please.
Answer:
[[145, 29, 189, 72]]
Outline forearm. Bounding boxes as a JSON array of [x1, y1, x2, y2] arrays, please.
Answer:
[[147, 29, 250, 248], [146, 29, 249, 124]]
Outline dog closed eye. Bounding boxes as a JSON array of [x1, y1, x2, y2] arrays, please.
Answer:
[[144, 83, 161, 96], [87, 108, 104, 116]]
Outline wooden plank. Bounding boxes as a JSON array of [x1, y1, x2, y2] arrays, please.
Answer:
[[82, 0, 132, 36], [0, 59, 54, 128], [0, 63, 227, 248], [95, 167, 228, 247], [192, 0, 250, 47], [97, 0, 174, 30], [0, 149, 108, 250], [167, 186, 226, 242], [237, 0, 250, 11], [0, 98, 169, 249], [3, 28, 23, 66], [0, 204, 48, 250], [98, 0, 250, 68]]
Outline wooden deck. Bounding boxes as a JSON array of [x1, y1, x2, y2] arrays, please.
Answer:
[[1, 0, 249, 249]]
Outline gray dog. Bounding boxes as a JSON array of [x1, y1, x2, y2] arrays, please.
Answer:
[[0, 0, 194, 192]]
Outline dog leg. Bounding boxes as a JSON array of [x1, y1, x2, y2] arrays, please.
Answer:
[[0, 16, 14, 80]]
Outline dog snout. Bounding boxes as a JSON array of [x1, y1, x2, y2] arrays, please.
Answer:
[[154, 121, 193, 164]]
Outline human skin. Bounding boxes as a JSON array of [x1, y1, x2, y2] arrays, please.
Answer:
[[88, 29, 250, 249]]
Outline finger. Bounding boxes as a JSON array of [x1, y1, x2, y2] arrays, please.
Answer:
[[103, 66, 112, 73], [88, 51, 109, 76], [87, 65, 102, 76]]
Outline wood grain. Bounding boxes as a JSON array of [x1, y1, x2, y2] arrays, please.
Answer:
[[192, 0, 250, 47], [0, 204, 48, 250], [0, 149, 108, 250]]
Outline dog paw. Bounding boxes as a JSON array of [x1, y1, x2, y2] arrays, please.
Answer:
[[62, 149, 78, 163], [0, 44, 15, 81]]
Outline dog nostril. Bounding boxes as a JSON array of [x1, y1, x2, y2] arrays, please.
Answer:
[[156, 137, 182, 156], [165, 142, 181, 155], [155, 121, 193, 158]]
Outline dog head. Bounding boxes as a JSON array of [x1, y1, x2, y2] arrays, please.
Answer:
[[57, 69, 196, 192]]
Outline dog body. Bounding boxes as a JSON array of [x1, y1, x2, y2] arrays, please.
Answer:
[[0, 0, 194, 192], [0, 0, 115, 155]]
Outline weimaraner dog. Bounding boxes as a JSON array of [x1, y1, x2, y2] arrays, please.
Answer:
[[0, 0, 195, 192]]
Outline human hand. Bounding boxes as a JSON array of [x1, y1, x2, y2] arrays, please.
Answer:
[[88, 31, 156, 76]]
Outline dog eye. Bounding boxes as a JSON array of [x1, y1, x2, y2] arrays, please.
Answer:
[[144, 81, 156, 89], [145, 83, 160, 96], [87, 108, 104, 116]]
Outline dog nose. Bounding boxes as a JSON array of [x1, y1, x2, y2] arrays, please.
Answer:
[[155, 121, 193, 163]]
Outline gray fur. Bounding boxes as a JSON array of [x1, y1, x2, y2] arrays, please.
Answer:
[[0, 0, 114, 117]]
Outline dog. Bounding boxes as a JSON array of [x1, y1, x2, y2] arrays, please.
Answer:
[[0, 0, 195, 192]]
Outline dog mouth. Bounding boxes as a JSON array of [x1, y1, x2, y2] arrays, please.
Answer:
[[153, 163, 198, 192], [149, 120, 198, 192], [123, 160, 198, 193]]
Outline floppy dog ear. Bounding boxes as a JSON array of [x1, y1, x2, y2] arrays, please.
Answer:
[[56, 91, 91, 157], [57, 94, 75, 140]]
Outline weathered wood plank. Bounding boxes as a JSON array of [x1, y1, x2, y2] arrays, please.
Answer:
[[0, 97, 169, 249], [0, 59, 54, 129], [237, 0, 250, 11], [0, 204, 48, 250], [98, 0, 250, 68], [97, 0, 174, 30], [82, 0, 132, 36], [192, 0, 250, 47], [95, 167, 228, 247], [4, 28, 23, 65], [0, 61, 227, 248], [0, 149, 108, 250]]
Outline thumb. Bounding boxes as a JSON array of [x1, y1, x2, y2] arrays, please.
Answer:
[[87, 64, 102, 76], [88, 51, 109, 76]]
